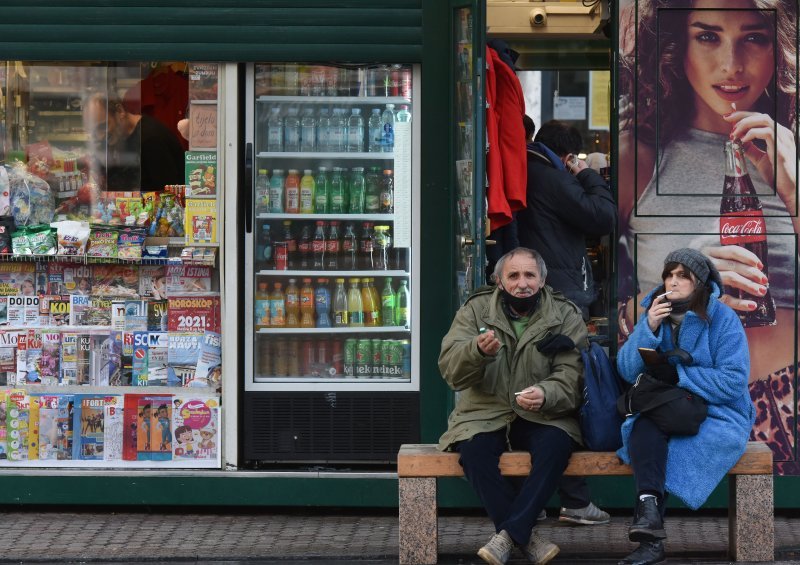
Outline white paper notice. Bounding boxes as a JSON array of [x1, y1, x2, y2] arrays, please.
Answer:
[[393, 121, 412, 248], [553, 96, 586, 120]]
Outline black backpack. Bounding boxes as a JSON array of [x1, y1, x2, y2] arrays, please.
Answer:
[[579, 342, 624, 451]]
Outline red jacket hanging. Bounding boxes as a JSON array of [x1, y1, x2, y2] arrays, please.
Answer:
[[485, 47, 527, 229]]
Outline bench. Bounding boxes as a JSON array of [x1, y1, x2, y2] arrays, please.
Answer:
[[397, 442, 773, 564]]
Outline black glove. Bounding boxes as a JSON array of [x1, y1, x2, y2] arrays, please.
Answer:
[[536, 334, 576, 356]]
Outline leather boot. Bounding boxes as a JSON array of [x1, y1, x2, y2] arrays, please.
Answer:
[[617, 541, 666, 565], [628, 497, 666, 542]]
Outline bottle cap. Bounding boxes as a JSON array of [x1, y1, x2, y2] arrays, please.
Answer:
[[351, 278, 360, 283], [258, 168, 267, 174], [383, 169, 393, 175], [304, 169, 312, 174], [303, 278, 312, 283], [288, 278, 296, 283], [336, 278, 345, 283]]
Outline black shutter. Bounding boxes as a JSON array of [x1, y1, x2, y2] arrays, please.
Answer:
[[0, 0, 422, 62]]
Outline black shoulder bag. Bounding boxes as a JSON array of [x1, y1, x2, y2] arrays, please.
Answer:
[[616, 348, 708, 436]]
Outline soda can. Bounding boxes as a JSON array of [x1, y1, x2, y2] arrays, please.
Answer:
[[371, 338, 384, 377], [343, 338, 357, 377], [273, 338, 288, 376], [287, 337, 300, 376], [381, 339, 395, 378], [332, 338, 344, 376], [400, 339, 411, 379], [300, 338, 314, 376], [356, 338, 372, 378], [275, 242, 288, 270], [400, 66, 412, 100]]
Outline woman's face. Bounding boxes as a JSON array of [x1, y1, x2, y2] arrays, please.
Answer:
[[663, 265, 698, 300], [684, 0, 775, 129]]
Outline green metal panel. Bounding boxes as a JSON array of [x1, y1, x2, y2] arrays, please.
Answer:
[[0, 1, 422, 62]]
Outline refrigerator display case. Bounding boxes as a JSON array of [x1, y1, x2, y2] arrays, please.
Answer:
[[243, 63, 421, 464]]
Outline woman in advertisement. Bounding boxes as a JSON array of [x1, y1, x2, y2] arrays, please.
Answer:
[[617, 0, 798, 472]]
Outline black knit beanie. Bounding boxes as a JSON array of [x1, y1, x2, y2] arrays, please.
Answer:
[[664, 248, 723, 289]]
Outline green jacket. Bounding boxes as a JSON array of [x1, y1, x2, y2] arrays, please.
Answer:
[[437, 285, 587, 451]]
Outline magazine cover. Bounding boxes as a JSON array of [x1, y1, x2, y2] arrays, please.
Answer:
[[46, 263, 67, 295], [147, 332, 169, 386], [124, 300, 148, 332], [188, 331, 221, 388], [184, 152, 217, 197], [72, 394, 106, 460], [0, 263, 35, 296], [37, 394, 61, 460], [132, 331, 149, 387], [69, 294, 91, 326], [7, 295, 39, 327], [0, 296, 7, 326], [164, 265, 211, 295], [85, 296, 113, 326], [6, 389, 30, 461], [172, 396, 219, 461], [21, 329, 43, 385], [150, 397, 173, 461], [167, 333, 201, 386], [103, 395, 123, 462], [0, 390, 6, 459], [39, 331, 61, 385], [62, 264, 92, 295], [0, 330, 19, 386], [122, 394, 142, 461], [188, 63, 218, 101], [184, 198, 217, 244], [55, 394, 74, 460], [35, 261, 48, 295], [135, 396, 156, 460], [91, 264, 140, 297], [90, 332, 121, 387], [27, 393, 41, 460], [139, 265, 166, 300], [167, 294, 217, 334], [147, 299, 168, 332], [110, 299, 126, 331]]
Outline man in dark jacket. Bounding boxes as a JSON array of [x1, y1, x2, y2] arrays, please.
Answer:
[[518, 120, 617, 526], [519, 120, 616, 320]]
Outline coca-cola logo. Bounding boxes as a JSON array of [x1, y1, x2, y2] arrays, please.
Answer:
[[719, 214, 767, 245], [720, 219, 764, 236]]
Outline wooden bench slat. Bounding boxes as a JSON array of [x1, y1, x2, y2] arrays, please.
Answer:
[[397, 441, 772, 477]]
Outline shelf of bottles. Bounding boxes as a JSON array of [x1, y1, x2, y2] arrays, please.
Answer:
[[251, 63, 413, 383]]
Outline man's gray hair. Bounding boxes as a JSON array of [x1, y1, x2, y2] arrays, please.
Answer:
[[491, 247, 547, 284]]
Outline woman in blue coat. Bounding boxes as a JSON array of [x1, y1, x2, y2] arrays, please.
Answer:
[[616, 248, 755, 565]]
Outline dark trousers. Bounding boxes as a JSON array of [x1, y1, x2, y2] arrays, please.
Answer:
[[455, 418, 575, 545], [629, 415, 669, 504], [558, 475, 590, 509]]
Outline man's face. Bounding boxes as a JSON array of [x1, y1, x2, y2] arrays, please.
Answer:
[[498, 253, 544, 297], [84, 100, 124, 146]]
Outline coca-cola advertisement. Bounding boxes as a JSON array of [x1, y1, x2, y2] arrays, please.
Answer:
[[617, 0, 798, 473]]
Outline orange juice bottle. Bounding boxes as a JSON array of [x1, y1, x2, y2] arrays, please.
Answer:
[[299, 277, 316, 328], [255, 281, 271, 329], [285, 278, 300, 328], [362, 277, 380, 326], [269, 282, 286, 327]]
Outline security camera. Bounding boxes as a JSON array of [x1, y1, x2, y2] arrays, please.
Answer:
[[530, 7, 547, 26]]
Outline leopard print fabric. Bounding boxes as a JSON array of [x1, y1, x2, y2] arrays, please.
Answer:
[[749, 363, 798, 475]]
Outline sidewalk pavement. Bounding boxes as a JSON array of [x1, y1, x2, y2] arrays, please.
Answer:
[[0, 508, 798, 563]]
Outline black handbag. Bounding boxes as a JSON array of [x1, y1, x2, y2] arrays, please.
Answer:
[[616, 372, 708, 436]]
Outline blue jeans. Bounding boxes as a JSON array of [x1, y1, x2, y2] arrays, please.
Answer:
[[455, 418, 576, 545]]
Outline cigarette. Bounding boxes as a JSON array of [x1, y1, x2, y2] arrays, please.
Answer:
[[656, 291, 674, 299], [514, 391, 526, 396]]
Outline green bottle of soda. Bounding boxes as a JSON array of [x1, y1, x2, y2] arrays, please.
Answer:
[[315, 167, 329, 213], [381, 277, 396, 326], [395, 279, 409, 327], [329, 167, 345, 213]]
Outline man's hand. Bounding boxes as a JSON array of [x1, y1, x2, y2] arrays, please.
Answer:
[[515, 386, 545, 412], [476, 329, 502, 356]]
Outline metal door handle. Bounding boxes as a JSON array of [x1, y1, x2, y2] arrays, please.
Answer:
[[485, 239, 497, 246], [460, 235, 475, 248]]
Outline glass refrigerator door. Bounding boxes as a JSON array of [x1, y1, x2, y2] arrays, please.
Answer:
[[244, 63, 419, 393]]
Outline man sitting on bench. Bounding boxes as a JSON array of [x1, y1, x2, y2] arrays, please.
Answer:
[[437, 247, 587, 565]]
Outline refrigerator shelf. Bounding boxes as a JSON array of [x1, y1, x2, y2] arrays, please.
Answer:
[[257, 151, 394, 160], [256, 269, 407, 277], [256, 326, 409, 334], [256, 213, 394, 221], [256, 95, 410, 105]]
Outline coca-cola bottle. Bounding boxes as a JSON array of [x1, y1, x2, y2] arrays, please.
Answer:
[[719, 139, 776, 327], [312, 220, 326, 269], [297, 224, 312, 269], [342, 222, 358, 270], [325, 221, 341, 270]]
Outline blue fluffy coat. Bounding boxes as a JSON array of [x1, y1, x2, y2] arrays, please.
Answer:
[[616, 284, 755, 509]]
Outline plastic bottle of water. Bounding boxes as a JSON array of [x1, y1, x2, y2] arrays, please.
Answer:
[[396, 104, 412, 123], [300, 107, 317, 152], [381, 103, 395, 153], [255, 168, 270, 214], [267, 107, 283, 152], [367, 108, 382, 153], [316, 107, 331, 152], [283, 106, 301, 152], [329, 108, 346, 153], [346, 108, 365, 153]]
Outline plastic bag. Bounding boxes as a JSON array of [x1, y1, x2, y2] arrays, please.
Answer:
[[6, 161, 55, 226]]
